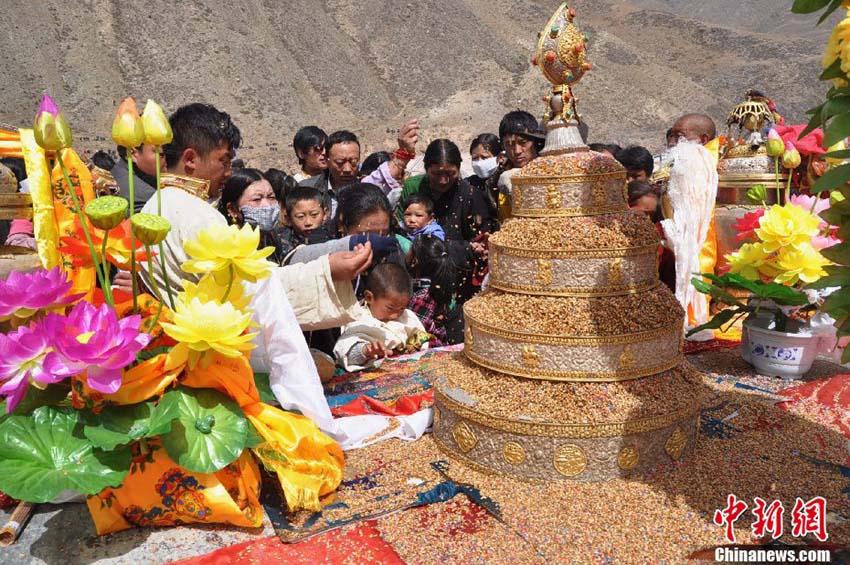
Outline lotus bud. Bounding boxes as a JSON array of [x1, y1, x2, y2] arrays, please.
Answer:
[[85, 196, 129, 231], [782, 141, 802, 170], [131, 213, 171, 246], [746, 184, 766, 204], [112, 97, 145, 148], [141, 99, 173, 146], [765, 129, 785, 157], [825, 139, 846, 166], [33, 92, 73, 151]]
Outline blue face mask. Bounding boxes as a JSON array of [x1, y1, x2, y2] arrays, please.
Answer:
[[240, 203, 280, 231]]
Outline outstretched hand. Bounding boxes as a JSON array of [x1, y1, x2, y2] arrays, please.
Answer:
[[329, 241, 373, 281], [397, 118, 421, 154], [363, 340, 392, 360]]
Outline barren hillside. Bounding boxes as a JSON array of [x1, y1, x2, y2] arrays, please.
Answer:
[[0, 0, 833, 168]]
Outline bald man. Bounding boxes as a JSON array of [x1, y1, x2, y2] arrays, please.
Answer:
[[668, 113, 717, 148]]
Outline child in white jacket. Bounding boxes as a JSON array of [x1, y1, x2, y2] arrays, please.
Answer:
[[334, 263, 430, 371]]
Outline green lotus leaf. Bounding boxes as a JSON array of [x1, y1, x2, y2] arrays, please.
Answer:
[[83, 398, 180, 451], [159, 387, 247, 474], [0, 383, 70, 427], [245, 422, 265, 448], [252, 372, 276, 405], [0, 406, 130, 502]]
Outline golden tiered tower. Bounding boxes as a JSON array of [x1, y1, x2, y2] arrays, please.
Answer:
[[430, 3, 703, 481]]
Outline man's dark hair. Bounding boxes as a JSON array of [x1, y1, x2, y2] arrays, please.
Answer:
[[265, 167, 297, 202], [293, 126, 328, 166], [401, 193, 434, 216], [326, 130, 360, 154], [589, 143, 622, 156], [626, 179, 661, 206], [365, 262, 412, 298], [231, 158, 245, 170], [498, 111, 543, 141], [615, 146, 654, 177], [164, 103, 242, 168], [90, 150, 115, 171], [360, 151, 391, 177], [285, 185, 326, 216], [469, 133, 502, 157]]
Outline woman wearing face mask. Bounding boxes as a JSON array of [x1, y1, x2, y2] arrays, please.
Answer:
[[218, 168, 287, 263], [466, 133, 503, 217]]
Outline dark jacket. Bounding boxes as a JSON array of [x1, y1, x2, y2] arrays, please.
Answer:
[[112, 158, 157, 214]]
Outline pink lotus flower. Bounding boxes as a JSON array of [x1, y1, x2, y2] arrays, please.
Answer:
[[733, 208, 765, 242], [0, 322, 68, 413], [0, 267, 82, 323], [789, 194, 831, 216], [45, 302, 151, 394], [812, 234, 841, 251], [773, 124, 826, 157]]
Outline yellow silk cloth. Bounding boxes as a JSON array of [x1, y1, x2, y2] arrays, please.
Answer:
[[0, 129, 23, 158], [83, 351, 344, 535], [18, 130, 60, 269], [51, 148, 97, 300]]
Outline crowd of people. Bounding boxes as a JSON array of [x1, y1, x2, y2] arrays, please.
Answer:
[[0, 104, 718, 374]]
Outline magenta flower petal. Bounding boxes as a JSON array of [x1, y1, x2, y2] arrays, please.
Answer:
[[0, 267, 81, 320], [49, 302, 151, 394], [85, 366, 123, 395], [0, 321, 70, 412], [36, 92, 59, 118]]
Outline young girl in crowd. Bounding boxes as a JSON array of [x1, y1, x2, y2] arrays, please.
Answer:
[[334, 262, 430, 371], [401, 193, 445, 242], [408, 234, 459, 346]]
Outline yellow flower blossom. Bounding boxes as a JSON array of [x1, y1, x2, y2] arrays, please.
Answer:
[[824, 9, 850, 86], [180, 275, 252, 312], [773, 244, 831, 286], [160, 296, 257, 369], [726, 243, 770, 281], [182, 223, 274, 285], [755, 204, 821, 254]]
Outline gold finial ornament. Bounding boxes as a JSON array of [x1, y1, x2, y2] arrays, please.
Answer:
[[726, 89, 778, 134], [534, 2, 591, 122]]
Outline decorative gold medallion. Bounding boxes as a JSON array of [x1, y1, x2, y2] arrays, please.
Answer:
[[513, 186, 523, 209], [522, 345, 540, 368], [609, 258, 624, 286], [617, 446, 639, 471], [452, 421, 478, 454], [618, 343, 636, 370], [554, 444, 587, 477], [465, 326, 474, 347], [502, 442, 527, 466], [490, 251, 499, 276], [545, 185, 561, 208], [665, 427, 688, 460], [536, 259, 553, 286]]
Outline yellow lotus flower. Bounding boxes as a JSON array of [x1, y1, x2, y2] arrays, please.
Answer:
[[773, 243, 831, 286], [112, 97, 145, 149], [141, 99, 173, 146], [160, 296, 257, 369], [180, 275, 252, 312], [755, 204, 820, 253], [182, 223, 274, 285], [726, 243, 769, 281]]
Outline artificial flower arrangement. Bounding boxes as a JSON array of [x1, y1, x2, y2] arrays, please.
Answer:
[[0, 94, 343, 536], [689, 122, 841, 339]]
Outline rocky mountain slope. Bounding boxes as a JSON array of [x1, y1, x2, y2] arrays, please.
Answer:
[[0, 0, 833, 167]]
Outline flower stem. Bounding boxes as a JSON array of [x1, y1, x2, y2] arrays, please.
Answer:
[[57, 154, 109, 301], [99, 232, 114, 307], [774, 157, 781, 204], [785, 169, 792, 204], [143, 244, 165, 332], [127, 158, 139, 313], [153, 145, 175, 310], [222, 264, 235, 301]]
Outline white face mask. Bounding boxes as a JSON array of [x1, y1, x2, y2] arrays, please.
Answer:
[[240, 203, 280, 231], [472, 156, 499, 179]]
